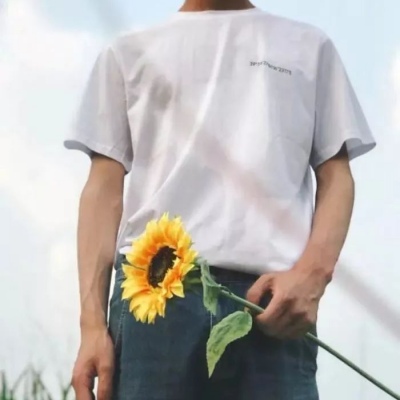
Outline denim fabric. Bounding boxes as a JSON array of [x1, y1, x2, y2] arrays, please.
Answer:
[[108, 254, 319, 400]]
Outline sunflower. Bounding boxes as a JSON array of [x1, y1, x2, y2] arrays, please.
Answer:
[[121, 213, 198, 324]]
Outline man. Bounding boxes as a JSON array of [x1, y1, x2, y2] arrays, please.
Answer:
[[65, 0, 376, 399]]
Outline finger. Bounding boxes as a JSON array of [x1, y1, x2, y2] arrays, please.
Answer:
[[97, 364, 114, 400], [257, 293, 288, 323], [281, 314, 315, 339], [276, 315, 309, 339], [281, 322, 311, 339], [256, 294, 289, 336], [267, 303, 316, 339], [72, 373, 94, 400], [246, 274, 274, 307]]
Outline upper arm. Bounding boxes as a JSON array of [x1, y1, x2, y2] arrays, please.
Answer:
[[84, 153, 126, 196], [314, 144, 353, 184]]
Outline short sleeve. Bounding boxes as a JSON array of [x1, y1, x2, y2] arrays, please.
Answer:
[[64, 45, 133, 173], [310, 36, 376, 169]]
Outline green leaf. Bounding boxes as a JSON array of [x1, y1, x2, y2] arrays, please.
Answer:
[[199, 259, 217, 285], [202, 284, 220, 316], [207, 311, 253, 377], [200, 261, 221, 315]]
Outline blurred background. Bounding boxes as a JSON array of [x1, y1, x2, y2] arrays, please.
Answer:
[[0, 0, 399, 399]]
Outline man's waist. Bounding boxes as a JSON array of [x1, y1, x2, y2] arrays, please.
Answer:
[[114, 252, 259, 282], [209, 265, 260, 282]]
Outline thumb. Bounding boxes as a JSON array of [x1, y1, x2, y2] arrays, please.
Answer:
[[246, 274, 274, 309]]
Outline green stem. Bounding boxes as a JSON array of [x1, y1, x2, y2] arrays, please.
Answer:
[[220, 289, 400, 400], [220, 288, 265, 314]]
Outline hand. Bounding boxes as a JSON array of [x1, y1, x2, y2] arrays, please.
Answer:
[[246, 263, 330, 339], [72, 327, 115, 400]]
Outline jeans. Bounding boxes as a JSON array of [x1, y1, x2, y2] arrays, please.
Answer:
[[109, 254, 319, 400]]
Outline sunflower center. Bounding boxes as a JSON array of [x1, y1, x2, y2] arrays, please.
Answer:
[[148, 246, 176, 287]]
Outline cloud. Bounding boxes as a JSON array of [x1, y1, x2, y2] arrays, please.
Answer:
[[0, 133, 82, 233], [0, 0, 105, 379], [392, 51, 400, 130], [3, 0, 99, 74], [0, 62, 13, 86], [0, 0, 102, 233], [0, 0, 103, 140]]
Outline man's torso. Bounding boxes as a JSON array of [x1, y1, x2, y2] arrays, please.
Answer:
[[113, 9, 325, 274]]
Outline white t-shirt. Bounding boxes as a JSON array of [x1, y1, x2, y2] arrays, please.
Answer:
[[65, 7, 376, 275]]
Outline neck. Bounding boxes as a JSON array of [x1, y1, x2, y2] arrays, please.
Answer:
[[179, 0, 255, 12]]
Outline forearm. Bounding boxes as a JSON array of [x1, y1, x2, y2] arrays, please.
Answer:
[[77, 172, 124, 330], [297, 153, 355, 281]]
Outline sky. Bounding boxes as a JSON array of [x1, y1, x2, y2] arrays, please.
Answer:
[[0, 0, 399, 398]]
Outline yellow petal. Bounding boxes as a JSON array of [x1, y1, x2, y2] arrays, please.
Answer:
[[171, 280, 185, 298], [179, 261, 196, 276], [121, 283, 148, 300], [122, 263, 133, 277], [134, 306, 148, 323], [147, 307, 158, 324], [129, 291, 151, 309], [129, 250, 151, 267], [156, 299, 166, 317], [183, 249, 198, 264], [161, 212, 170, 222], [182, 234, 192, 248]]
